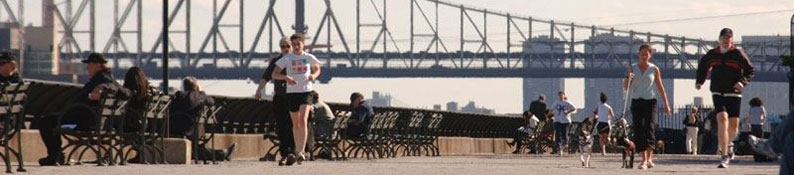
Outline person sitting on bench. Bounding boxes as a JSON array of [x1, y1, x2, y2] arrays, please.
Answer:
[[169, 76, 236, 161], [34, 53, 131, 166]]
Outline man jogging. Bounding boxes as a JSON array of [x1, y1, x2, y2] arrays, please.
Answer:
[[695, 28, 755, 168]]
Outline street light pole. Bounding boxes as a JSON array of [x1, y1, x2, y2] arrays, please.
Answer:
[[163, 0, 170, 94], [294, 0, 306, 34], [789, 14, 793, 110]]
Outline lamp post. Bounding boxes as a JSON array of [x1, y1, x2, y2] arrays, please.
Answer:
[[789, 14, 793, 110], [163, 0, 170, 94], [294, 0, 307, 34]]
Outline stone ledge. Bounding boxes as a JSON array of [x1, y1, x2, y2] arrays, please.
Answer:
[[8, 130, 513, 163]]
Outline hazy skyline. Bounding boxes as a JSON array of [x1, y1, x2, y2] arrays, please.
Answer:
[[5, 0, 793, 114], [6, 0, 794, 53]]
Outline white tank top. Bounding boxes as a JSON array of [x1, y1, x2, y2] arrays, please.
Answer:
[[597, 103, 612, 124]]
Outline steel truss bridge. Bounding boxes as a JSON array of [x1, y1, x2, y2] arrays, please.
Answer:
[[0, 0, 789, 82]]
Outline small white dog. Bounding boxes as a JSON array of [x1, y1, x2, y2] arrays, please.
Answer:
[[579, 129, 594, 168]]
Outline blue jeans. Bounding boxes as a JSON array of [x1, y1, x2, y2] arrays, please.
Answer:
[[554, 122, 570, 150]]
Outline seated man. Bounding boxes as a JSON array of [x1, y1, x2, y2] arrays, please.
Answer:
[[34, 53, 131, 166], [347, 92, 374, 138], [169, 76, 235, 161], [311, 91, 335, 159], [311, 91, 335, 138], [0, 52, 20, 83], [749, 113, 793, 175]]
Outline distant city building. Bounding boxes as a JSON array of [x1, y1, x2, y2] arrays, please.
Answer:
[[522, 35, 566, 54], [0, 3, 61, 76], [460, 101, 495, 115], [433, 104, 442, 111], [369, 91, 392, 107], [522, 78, 564, 111], [446, 101, 459, 112], [693, 97, 704, 107], [741, 82, 788, 116], [583, 33, 645, 54], [740, 35, 791, 57]]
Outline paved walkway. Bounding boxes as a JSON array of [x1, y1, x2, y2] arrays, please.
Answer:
[[25, 154, 779, 175]]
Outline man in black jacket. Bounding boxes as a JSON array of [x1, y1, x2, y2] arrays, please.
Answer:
[[529, 95, 547, 121], [169, 76, 236, 161], [169, 76, 215, 136], [695, 28, 755, 168], [254, 38, 295, 163], [35, 53, 131, 166], [348, 92, 374, 138]]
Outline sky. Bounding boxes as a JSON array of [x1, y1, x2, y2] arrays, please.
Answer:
[[4, 0, 794, 114], [6, 0, 794, 52]]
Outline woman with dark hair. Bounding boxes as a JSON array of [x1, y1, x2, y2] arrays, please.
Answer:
[[551, 91, 576, 156], [122, 67, 151, 132], [272, 34, 323, 165], [623, 44, 671, 170], [594, 92, 614, 156], [683, 107, 701, 155], [747, 97, 766, 138]]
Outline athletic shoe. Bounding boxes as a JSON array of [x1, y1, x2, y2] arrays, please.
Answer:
[[728, 144, 735, 160], [717, 155, 730, 168]]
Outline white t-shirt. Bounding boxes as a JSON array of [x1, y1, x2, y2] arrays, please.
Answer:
[[596, 103, 613, 125], [552, 100, 576, 123], [275, 52, 322, 93]]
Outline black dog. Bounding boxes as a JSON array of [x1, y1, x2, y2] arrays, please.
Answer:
[[616, 137, 635, 168], [615, 119, 635, 169]]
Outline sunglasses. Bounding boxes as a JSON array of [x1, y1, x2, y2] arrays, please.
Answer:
[[280, 45, 291, 49]]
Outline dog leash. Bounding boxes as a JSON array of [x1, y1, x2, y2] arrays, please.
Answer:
[[620, 66, 633, 122]]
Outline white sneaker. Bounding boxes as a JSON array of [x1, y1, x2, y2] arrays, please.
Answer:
[[717, 155, 730, 168]]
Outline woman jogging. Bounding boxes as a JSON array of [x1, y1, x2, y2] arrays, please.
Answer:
[[623, 44, 671, 170], [552, 91, 576, 156], [594, 92, 614, 156], [695, 28, 754, 168], [272, 33, 322, 165]]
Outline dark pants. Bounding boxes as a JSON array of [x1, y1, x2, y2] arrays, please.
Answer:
[[702, 132, 719, 154], [512, 133, 527, 152], [631, 99, 657, 152], [168, 113, 196, 137], [554, 122, 569, 150], [273, 95, 294, 157], [750, 124, 764, 138], [32, 105, 97, 158]]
